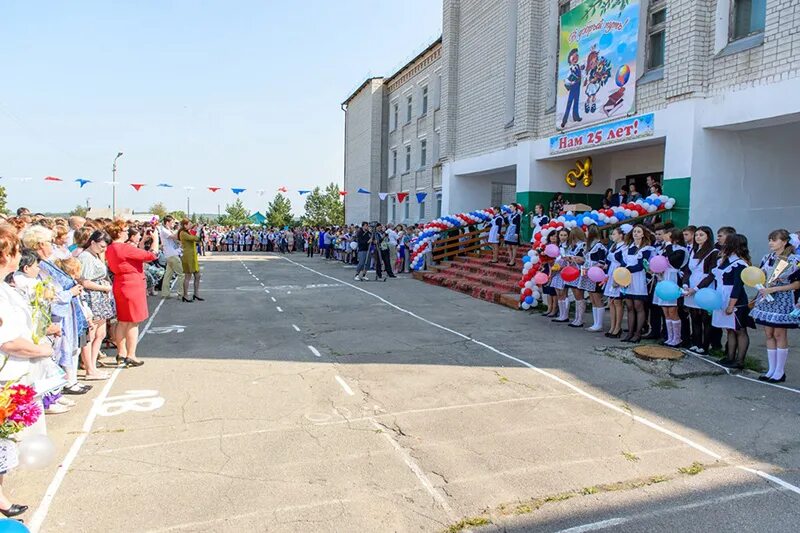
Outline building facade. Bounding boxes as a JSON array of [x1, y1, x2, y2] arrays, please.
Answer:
[[344, 0, 800, 257]]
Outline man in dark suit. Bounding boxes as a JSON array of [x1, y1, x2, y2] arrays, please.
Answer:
[[610, 185, 628, 207]]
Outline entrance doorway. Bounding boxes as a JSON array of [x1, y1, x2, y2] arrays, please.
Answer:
[[615, 171, 663, 197], [491, 183, 516, 207]]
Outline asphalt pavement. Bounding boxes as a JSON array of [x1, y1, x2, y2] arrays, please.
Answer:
[[16, 252, 800, 532]]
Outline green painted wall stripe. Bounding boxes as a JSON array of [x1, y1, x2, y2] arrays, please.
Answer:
[[663, 177, 691, 229]]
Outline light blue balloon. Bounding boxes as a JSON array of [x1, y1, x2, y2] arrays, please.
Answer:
[[522, 255, 531, 263], [655, 280, 682, 302], [524, 296, 534, 305], [0, 520, 30, 533], [695, 288, 723, 311]]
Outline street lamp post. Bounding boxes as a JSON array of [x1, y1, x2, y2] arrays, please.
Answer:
[[112, 152, 123, 218]]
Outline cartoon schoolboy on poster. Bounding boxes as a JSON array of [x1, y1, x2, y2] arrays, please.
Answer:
[[560, 48, 583, 129]]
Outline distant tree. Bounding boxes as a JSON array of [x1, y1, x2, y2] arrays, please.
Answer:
[[169, 210, 187, 221], [0, 186, 7, 215], [219, 198, 250, 227], [302, 183, 344, 226], [265, 193, 293, 228], [69, 204, 88, 217], [149, 202, 168, 220]]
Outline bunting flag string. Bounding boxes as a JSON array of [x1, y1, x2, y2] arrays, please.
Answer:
[[231, 188, 246, 195], [378, 192, 388, 201], [257, 189, 266, 196], [339, 191, 348, 196], [357, 187, 370, 194], [130, 183, 145, 191], [277, 186, 288, 193], [75, 179, 92, 188], [207, 186, 220, 192], [416, 192, 428, 203], [396, 192, 408, 204], [157, 183, 173, 188], [44, 176, 62, 182], [298, 190, 311, 195]]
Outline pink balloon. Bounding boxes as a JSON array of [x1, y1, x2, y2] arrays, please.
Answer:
[[649, 255, 669, 274], [533, 272, 549, 285], [544, 244, 560, 258], [587, 266, 606, 283]]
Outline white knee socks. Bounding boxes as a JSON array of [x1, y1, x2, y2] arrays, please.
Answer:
[[559, 299, 570, 321], [774, 348, 788, 379], [571, 301, 585, 326], [766, 349, 777, 378], [587, 307, 604, 331], [669, 320, 682, 346]]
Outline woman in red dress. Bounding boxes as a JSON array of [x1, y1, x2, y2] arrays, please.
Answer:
[[105, 221, 159, 367]]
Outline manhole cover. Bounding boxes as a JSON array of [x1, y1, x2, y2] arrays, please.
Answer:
[[633, 345, 684, 361]]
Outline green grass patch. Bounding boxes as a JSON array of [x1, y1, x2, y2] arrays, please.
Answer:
[[678, 462, 705, 475], [581, 486, 600, 495], [445, 516, 491, 532], [651, 379, 680, 389], [649, 475, 670, 484], [622, 451, 640, 462], [543, 492, 575, 503], [743, 356, 764, 372]]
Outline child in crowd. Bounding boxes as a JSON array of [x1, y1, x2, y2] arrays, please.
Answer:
[[541, 231, 560, 318], [684, 226, 718, 355], [583, 225, 607, 332], [653, 228, 688, 346], [550, 228, 571, 323], [603, 226, 628, 338], [617, 224, 655, 343]]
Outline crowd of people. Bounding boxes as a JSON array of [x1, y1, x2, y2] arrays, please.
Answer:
[[0, 208, 206, 518]]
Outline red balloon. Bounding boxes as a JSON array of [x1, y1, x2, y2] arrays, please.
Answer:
[[561, 265, 580, 283], [523, 288, 533, 296], [518, 281, 526, 288]]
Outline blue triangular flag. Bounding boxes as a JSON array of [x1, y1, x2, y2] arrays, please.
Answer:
[[416, 192, 428, 203], [157, 183, 173, 188], [298, 190, 311, 195], [357, 187, 371, 194], [231, 188, 246, 195], [75, 178, 92, 188]]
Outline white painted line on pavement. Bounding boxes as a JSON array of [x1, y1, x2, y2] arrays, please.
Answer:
[[735, 374, 800, 395], [97, 392, 580, 455], [29, 289, 170, 533], [370, 418, 457, 521], [292, 324, 301, 332], [307, 345, 321, 358], [276, 306, 283, 312], [270, 296, 276, 302], [554, 488, 775, 533], [335, 375, 354, 396], [282, 256, 800, 497]]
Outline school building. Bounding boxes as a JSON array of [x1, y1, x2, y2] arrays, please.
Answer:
[[342, 0, 800, 257]]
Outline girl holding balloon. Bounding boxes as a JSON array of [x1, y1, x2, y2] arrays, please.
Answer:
[[550, 228, 572, 323], [616, 224, 654, 343], [694, 234, 754, 369], [584, 225, 608, 332], [684, 226, 718, 355], [541, 231, 560, 317], [748, 229, 800, 382], [652, 229, 688, 346], [564, 227, 592, 328], [604, 226, 628, 338]]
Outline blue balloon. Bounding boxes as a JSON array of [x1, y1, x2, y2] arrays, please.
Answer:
[[695, 288, 723, 311], [522, 255, 531, 263], [524, 296, 534, 305], [655, 280, 682, 302], [652, 199, 662, 207], [0, 520, 30, 533]]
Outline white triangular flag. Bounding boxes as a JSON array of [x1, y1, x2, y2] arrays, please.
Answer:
[[378, 192, 388, 201]]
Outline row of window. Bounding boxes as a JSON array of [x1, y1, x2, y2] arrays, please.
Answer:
[[559, 0, 766, 74], [389, 192, 443, 222], [390, 138, 429, 176], [390, 76, 441, 131]]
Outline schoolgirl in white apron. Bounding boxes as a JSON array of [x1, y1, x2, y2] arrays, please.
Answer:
[[565, 237, 589, 328], [541, 231, 561, 318], [603, 227, 627, 338], [583, 227, 608, 332], [683, 227, 717, 354], [550, 229, 572, 323], [653, 229, 689, 346], [750, 229, 800, 382], [487, 211, 503, 264], [529, 204, 549, 243], [619, 225, 654, 343]]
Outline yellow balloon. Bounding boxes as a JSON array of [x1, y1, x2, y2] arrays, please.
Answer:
[[741, 266, 766, 287], [613, 267, 632, 287], [551, 263, 561, 272]]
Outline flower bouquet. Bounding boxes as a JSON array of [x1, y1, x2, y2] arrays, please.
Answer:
[[0, 379, 42, 472], [30, 279, 56, 344]]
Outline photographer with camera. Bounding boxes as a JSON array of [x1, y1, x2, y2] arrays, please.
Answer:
[[354, 222, 372, 281], [373, 223, 395, 280], [158, 215, 185, 299]]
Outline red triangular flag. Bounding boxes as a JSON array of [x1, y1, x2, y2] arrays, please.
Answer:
[[277, 186, 288, 193], [44, 176, 62, 182], [208, 186, 221, 192], [130, 183, 145, 191], [396, 192, 408, 203], [339, 191, 348, 196]]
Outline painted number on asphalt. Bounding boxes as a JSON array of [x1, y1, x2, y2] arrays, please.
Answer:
[[97, 390, 165, 417], [148, 325, 186, 334]]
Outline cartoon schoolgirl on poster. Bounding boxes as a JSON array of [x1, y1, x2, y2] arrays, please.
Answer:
[[556, 0, 640, 131]]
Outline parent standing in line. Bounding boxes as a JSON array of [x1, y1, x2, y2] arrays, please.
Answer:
[[159, 215, 184, 299], [177, 219, 203, 302], [78, 229, 115, 376], [106, 221, 158, 367]]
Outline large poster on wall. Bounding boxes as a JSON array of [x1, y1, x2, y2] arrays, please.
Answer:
[[556, 0, 640, 131]]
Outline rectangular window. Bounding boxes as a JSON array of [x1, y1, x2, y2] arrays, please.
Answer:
[[405, 145, 411, 171], [418, 200, 425, 221], [391, 149, 397, 176], [404, 200, 410, 220], [420, 139, 427, 167], [391, 197, 397, 221], [421, 86, 428, 115], [436, 192, 442, 218], [392, 103, 398, 131], [647, 2, 666, 70], [406, 96, 412, 123], [731, 0, 766, 41]]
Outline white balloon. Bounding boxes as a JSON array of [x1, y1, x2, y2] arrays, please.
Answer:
[[529, 253, 539, 264], [527, 250, 536, 258], [521, 302, 531, 310], [532, 290, 541, 299], [666, 200, 676, 209], [609, 217, 619, 224], [524, 281, 533, 289], [18, 434, 56, 470], [659, 195, 668, 202]]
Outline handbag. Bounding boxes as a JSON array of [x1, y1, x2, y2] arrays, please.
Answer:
[[84, 277, 116, 320]]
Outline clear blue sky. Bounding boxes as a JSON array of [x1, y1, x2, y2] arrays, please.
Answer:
[[0, 0, 442, 216]]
